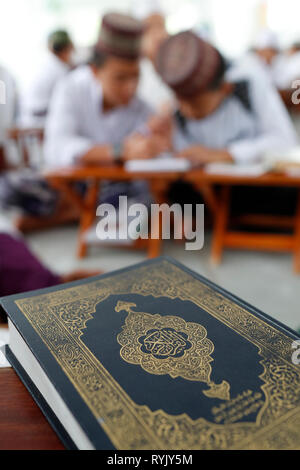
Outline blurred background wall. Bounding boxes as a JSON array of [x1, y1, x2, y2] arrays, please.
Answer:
[[1, 0, 300, 92]]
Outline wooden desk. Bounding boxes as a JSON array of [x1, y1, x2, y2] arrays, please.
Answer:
[[7, 127, 44, 168], [46, 164, 300, 272], [46, 165, 183, 259], [186, 170, 300, 273], [0, 368, 64, 450]]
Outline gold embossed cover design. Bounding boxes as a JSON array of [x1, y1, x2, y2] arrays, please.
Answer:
[[115, 300, 231, 401], [2, 257, 300, 450]]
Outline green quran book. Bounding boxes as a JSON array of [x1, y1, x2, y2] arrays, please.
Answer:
[[1, 257, 300, 450]]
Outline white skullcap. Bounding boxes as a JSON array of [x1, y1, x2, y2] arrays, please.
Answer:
[[131, 0, 164, 21], [253, 29, 280, 50]]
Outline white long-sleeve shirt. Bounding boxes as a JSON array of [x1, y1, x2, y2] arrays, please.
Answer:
[[0, 65, 19, 165], [44, 66, 153, 168], [0, 65, 18, 143], [273, 52, 300, 89], [20, 53, 71, 128], [173, 64, 298, 164]]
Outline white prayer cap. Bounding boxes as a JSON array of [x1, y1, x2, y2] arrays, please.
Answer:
[[253, 29, 280, 50], [131, 0, 165, 21]]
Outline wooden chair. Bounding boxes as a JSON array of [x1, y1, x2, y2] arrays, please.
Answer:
[[185, 170, 300, 273], [46, 165, 182, 259], [6, 127, 44, 168], [5, 127, 81, 234]]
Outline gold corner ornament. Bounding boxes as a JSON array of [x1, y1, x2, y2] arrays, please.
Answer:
[[115, 300, 231, 401]]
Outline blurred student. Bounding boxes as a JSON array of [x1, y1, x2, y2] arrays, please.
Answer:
[[0, 61, 78, 233], [133, 0, 173, 110], [274, 42, 300, 90], [253, 30, 280, 70], [156, 32, 298, 214], [0, 65, 18, 170], [235, 29, 280, 86], [44, 12, 168, 168], [21, 30, 74, 127], [156, 31, 297, 166], [0, 232, 100, 302]]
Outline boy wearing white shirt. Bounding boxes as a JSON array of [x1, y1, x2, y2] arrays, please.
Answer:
[[156, 31, 297, 166], [21, 30, 74, 127], [44, 12, 168, 169], [156, 31, 298, 215]]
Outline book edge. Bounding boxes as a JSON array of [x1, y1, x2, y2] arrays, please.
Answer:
[[5, 345, 78, 450]]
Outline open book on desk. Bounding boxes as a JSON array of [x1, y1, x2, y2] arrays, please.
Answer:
[[264, 146, 300, 175], [125, 154, 191, 173], [125, 156, 270, 176], [204, 162, 271, 176]]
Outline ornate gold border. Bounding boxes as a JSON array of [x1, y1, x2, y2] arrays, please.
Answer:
[[15, 260, 300, 449]]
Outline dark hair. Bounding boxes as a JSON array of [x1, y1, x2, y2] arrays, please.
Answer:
[[208, 52, 228, 90], [89, 47, 109, 68], [48, 30, 72, 54], [292, 42, 300, 52]]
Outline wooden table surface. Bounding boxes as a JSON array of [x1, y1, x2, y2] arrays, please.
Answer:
[[0, 367, 64, 450], [45, 164, 185, 183], [185, 168, 300, 186], [45, 164, 300, 186], [44, 165, 300, 270]]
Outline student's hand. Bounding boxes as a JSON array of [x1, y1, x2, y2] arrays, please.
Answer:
[[147, 112, 173, 149], [122, 134, 170, 160], [148, 113, 173, 137], [79, 145, 114, 166], [176, 146, 233, 165]]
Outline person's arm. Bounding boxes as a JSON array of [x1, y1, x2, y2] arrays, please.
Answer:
[[0, 233, 61, 297], [44, 79, 97, 167], [78, 145, 114, 166], [176, 146, 233, 165], [0, 233, 102, 299], [77, 134, 171, 165], [45, 88, 169, 167], [147, 111, 173, 151], [119, 99, 172, 161], [227, 77, 298, 164], [122, 133, 170, 161]]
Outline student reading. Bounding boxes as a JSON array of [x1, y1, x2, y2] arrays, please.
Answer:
[[44, 12, 169, 168], [21, 30, 74, 127], [155, 31, 298, 213], [156, 31, 297, 165]]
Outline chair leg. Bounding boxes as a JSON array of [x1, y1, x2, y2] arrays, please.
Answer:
[[194, 182, 218, 217]]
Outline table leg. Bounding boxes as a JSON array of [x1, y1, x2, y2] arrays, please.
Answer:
[[148, 180, 169, 259], [78, 180, 100, 259], [211, 185, 231, 265], [49, 177, 86, 212], [192, 182, 218, 216], [293, 188, 300, 273]]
